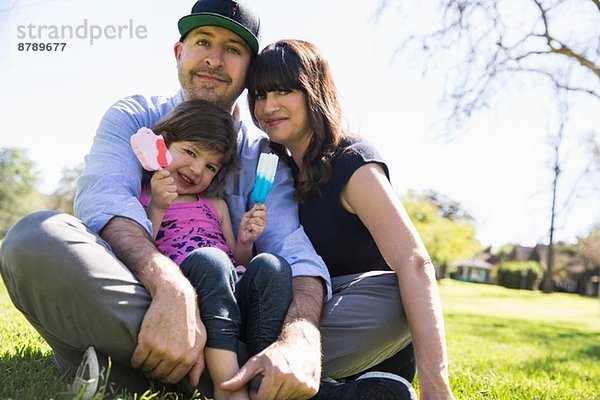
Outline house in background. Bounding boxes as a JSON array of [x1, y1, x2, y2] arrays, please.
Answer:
[[450, 257, 494, 284], [456, 244, 600, 297], [579, 267, 600, 297]]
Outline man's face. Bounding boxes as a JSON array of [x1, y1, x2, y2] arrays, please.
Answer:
[[174, 25, 252, 111]]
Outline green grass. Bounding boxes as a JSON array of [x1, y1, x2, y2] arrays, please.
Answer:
[[1, 278, 599, 399], [0, 278, 71, 399], [437, 281, 600, 399]]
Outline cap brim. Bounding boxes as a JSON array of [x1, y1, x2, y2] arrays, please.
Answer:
[[178, 14, 258, 54]]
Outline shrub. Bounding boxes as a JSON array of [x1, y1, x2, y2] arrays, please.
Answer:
[[494, 261, 543, 290]]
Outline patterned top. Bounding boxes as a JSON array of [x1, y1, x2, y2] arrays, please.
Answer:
[[140, 190, 236, 266]]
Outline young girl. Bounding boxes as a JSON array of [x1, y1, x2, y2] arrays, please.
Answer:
[[142, 100, 266, 269], [138, 99, 270, 400]]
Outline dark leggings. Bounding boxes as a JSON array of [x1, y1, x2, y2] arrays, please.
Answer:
[[179, 247, 293, 357]]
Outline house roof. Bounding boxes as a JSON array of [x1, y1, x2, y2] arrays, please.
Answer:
[[452, 258, 494, 270]]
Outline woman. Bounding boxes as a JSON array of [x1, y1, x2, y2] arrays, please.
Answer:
[[246, 39, 455, 399]]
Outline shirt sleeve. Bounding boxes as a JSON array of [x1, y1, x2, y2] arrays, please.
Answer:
[[230, 128, 332, 299], [336, 139, 390, 189], [74, 96, 154, 235], [260, 156, 332, 298]]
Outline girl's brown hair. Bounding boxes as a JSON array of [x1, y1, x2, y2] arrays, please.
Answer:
[[246, 39, 342, 202], [153, 99, 237, 196]]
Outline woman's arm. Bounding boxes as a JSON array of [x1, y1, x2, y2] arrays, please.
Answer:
[[341, 163, 454, 400]]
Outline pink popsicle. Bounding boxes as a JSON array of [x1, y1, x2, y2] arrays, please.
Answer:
[[130, 127, 172, 171]]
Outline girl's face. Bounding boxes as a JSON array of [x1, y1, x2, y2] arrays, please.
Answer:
[[253, 89, 313, 156], [166, 141, 223, 195]]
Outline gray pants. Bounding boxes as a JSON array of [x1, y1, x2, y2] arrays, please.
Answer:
[[321, 271, 412, 378], [0, 211, 411, 389]]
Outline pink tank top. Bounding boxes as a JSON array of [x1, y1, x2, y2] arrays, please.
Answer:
[[140, 190, 236, 266]]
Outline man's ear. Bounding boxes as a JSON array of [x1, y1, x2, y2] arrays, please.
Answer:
[[174, 42, 183, 63]]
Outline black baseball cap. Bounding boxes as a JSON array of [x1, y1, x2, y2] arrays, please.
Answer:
[[178, 0, 260, 54]]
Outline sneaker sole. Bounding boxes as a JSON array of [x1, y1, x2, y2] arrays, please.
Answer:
[[356, 371, 417, 400], [72, 346, 99, 400]]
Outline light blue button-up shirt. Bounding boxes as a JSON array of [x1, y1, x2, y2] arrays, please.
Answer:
[[74, 91, 331, 298]]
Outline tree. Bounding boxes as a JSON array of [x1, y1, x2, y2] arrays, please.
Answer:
[[403, 190, 482, 277], [47, 164, 83, 215], [0, 147, 42, 237], [576, 226, 600, 297], [377, 0, 600, 292], [576, 226, 600, 266], [376, 0, 599, 122], [422, 189, 474, 221]]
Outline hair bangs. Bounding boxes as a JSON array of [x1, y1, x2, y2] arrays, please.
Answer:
[[248, 45, 303, 96]]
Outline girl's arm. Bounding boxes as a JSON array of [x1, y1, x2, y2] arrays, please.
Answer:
[[236, 204, 267, 266], [341, 163, 455, 400], [212, 200, 267, 266], [212, 198, 253, 266], [147, 170, 178, 239], [146, 201, 166, 239], [212, 198, 238, 254]]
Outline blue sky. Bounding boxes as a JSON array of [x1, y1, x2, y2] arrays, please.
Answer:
[[1, 0, 598, 249]]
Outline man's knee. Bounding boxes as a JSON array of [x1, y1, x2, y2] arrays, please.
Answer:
[[1, 210, 73, 274]]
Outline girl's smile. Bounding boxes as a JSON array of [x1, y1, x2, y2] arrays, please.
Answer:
[[167, 141, 224, 196]]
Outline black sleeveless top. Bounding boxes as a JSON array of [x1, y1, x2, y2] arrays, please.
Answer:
[[299, 136, 392, 278]]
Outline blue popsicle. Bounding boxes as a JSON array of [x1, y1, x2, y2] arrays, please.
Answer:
[[251, 153, 279, 203]]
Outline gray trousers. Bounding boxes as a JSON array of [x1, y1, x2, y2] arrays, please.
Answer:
[[321, 270, 412, 378], [0, 211, 411, 390]]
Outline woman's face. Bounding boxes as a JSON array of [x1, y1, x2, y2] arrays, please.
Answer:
[[253, 89, 313, 154]]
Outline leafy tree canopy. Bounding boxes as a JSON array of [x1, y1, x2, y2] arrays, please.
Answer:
[[403, 189, 482, 269]]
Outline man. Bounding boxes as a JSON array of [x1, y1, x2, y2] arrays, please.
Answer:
[[0, 1, 417, 399]]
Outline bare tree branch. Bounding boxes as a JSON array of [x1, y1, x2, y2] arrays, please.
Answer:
[[549, 42, 600, 78], [377, 0, 600, 256]]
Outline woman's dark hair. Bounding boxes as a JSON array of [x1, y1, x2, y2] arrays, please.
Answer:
[[152, 99, 237, 196], [246, 39, 342, 202]]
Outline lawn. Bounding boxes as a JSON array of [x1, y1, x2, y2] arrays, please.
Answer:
[[1, 278, 598, 399], [437, 280, 600, 399]]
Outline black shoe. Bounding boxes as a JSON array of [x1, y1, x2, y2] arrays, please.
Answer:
[[312, 371, 417, 400]]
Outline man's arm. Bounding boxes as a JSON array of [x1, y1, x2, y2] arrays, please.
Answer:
[[221, 129, 330, 398], [101, 217, 206, 384], [225, 132, 332, 297], [221, 276, 324, 399], [75, 93, 206, 384]]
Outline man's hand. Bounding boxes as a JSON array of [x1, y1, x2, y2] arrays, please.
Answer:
[[221, 321, 321, 400], [221, 277, 324, 400], [131, 271, 207, 385], [100, 217, 206, 386]]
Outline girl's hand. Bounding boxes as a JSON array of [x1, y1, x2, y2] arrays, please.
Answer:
[[238, 204, 267, 246], [150, 169, 178, 209]]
